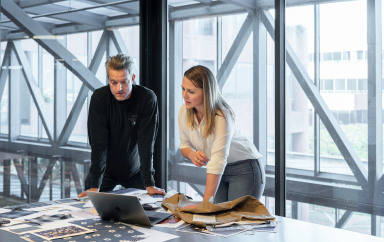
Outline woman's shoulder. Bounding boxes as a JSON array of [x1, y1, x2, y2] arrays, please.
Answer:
[[178, 104, 188, 117], [215, 107, 235, 121]]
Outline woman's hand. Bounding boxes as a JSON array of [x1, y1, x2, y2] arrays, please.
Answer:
[[189, 151, 209, 167]]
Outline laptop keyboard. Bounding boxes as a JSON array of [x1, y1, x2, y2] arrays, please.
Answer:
[[148, 216, 160, 223]]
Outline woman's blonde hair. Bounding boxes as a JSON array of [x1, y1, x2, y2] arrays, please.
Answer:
[[184, 65, 234, 138]]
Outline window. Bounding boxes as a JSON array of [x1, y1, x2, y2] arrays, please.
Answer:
[[357, 50, 364, 60], [358, 78, 367, 92], [343, 51, 351, 60], [324, 79, 334, 91], [347, 79, 356, 92], [333, 52, 342, 61], [323, 52, 332, 61], [335, 79, 345, 92]]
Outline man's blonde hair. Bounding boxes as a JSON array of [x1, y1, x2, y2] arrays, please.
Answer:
[[105, 53, 134, 77]]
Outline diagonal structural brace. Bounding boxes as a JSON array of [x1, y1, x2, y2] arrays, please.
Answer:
[[12, 41, 54, 143], [217, 13, 253, 89], [1, 0, 103, 91], [260, 10, 368, 187]]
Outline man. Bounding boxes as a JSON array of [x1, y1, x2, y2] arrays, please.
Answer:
[[78, 53, 165, 197]]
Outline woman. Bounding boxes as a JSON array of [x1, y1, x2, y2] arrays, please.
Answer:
[[178, 65, 265, 203]]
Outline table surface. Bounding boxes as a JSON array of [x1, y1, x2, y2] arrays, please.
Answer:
[[1, 215, 383, 242], [0, 196, 383, 242], [155, 216, 384, 242]]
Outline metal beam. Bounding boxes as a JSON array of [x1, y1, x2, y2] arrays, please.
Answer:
[[76, 0, 139, 14], [168, 20, 183, 152], [335, 210, 353, 228], [140, 0, 168, 190], [54, 37, 67, 143], [0, 44, 11, 100], [70, 162, 84, 194], [314, 4, 321, 176], [110, 29, 140, 82], [18, 0, 64, 8], [49, 16, 140, 36], [367, 0, 383, 235], [12, 41, 54, 144], [52, 24, 106, 36], [367, 0, 383, 206], [16, 0, 134, 22], [13, 159, 30, 199], [260, 10, 369, 188], [274, 0, 286, 217], [0, 140, 90, 161], [220, 0, 256, 10], [57, 85, 89, 146], [36, 159, 56, 199], [189, 183, 205, 197], [195, 0, 213, 3], [169, 1, 353, 22], [8, 41, 21, 141], [2, 0, 104, 91], [106, 16, 140, 28], [25, 5, 106, 27], [169, 2, 245, 21], [253, 10, 268, 163], [57, 30, 109, 146], [264, 177, 380, 216], [170, 162, 376, 217], [217, 13, 253, 89]]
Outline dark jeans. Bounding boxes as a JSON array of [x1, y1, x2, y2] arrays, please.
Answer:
[[98, 170, 145, 192], [214, 159, 265, 203]]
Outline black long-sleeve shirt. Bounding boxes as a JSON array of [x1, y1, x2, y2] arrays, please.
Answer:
[[85, 84, 158, 189]]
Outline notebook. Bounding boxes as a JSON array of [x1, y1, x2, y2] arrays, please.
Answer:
[[87, 191, 171, 226]]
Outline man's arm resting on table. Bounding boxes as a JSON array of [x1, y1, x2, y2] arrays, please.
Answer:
[[78, 187, 165, 197], [146, 185, 166, 195], [78, 188, 98, 197]]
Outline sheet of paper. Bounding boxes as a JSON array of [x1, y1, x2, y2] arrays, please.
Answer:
[[130, 223, 179, 241], [193, 214, 216, 223], [83, 200, 94, 208], [176, 223, 214, 236], [154, 214, 185, 228], [136, 193, 164, 204], [22, 223, 96, 241], [121, 189, 147, 196]]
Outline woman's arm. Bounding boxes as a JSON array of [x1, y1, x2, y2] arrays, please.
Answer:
[[181, 147, 208, 167], [204, 173, 222, 200]]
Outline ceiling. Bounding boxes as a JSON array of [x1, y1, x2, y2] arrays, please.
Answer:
[[0, 0, 342, 41]]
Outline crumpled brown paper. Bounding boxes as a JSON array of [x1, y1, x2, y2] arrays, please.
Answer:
[[162, 193, 275, 227]]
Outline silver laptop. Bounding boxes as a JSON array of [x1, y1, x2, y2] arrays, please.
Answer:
[[87, 191, 171, 226]]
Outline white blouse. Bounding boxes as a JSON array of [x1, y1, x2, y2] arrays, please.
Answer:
[[178, 104, 262, 175]]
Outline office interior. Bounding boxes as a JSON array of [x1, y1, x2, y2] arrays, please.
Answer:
[[0, 0, 383, 238]]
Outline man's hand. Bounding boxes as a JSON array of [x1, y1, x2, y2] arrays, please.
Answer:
[[78, 188, 98, 198], [146, 186, 166, 196]]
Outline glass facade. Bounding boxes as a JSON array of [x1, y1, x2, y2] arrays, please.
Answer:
[[0, 0, 383, 238]]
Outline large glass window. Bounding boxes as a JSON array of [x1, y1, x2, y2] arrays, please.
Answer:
[[1, 0, 384, 238], [167, 0, 384, 238], [0, 0, 140, 203]]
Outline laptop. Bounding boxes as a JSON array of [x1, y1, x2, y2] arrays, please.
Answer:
[[87, 191, 172, 226]]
